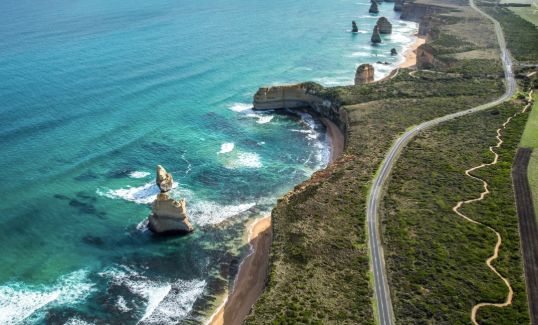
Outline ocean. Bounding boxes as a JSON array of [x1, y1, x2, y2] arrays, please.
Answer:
[[0, 0, 417, 323]]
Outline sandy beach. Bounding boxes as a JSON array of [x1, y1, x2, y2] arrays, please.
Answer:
[[399, 35, 426, 68], [207, 121, 344, 325], [207, 33, 422, 325], [207, 216, 272, 325]]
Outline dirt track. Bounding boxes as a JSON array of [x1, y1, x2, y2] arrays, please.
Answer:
[[512, 147, 538, 325]]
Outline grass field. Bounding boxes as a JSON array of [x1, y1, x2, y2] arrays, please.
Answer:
[[509, 7, 538, 27], [245, 0, 527, 323], [381, 101, 530, 324]]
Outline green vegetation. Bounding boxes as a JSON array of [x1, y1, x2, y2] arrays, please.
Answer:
[[477, 0, 538, 62], [520, 94, 538, 147], [381, 101, 530, 324], [245, 0, 537, 323], [509, 7, 538, 27]]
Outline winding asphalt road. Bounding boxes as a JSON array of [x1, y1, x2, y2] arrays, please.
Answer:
[[366, 1, 517, 324]]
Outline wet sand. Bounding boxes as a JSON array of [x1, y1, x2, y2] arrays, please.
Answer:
[[207, 216, 272, 325]]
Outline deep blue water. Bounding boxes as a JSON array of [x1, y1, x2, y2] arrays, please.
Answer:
[[0, 0, 417, 323]]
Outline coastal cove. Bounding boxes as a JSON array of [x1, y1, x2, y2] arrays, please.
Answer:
[[0, 0, 420, 323]]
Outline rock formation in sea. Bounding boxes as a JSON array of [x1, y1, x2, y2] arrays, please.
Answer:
[[394, 0, 404, 11], [369, 1, 379, 13], [354, 64, 375, 85], [376, 17, 392, 34], [352, 21, 358, 33], [371, 26, 382, 43], [156, 165, 173, 192], [391, 48, 398, 55], [148, 165, 194, 235]]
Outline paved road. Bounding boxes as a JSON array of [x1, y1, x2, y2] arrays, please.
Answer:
[[366, 1, 517, 324]]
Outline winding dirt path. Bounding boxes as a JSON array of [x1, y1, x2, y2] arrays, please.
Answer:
[[452, 96, 532, 324]]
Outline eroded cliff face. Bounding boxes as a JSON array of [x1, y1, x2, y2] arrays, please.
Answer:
[[355, 64, 375, 85], [148, 165, 194, 235], [400, 2, 446, 22], [253, 84, 349, 146]]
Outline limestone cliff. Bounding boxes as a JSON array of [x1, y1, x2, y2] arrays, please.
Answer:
[[252, 83, 349, 146], [355, 64, 375, 85], [394, 0, 404, 11], [156, 165, 173, 192], [376, 17, 392, 34], [148, 165, 194, 235], [371, 26, 382, 43], [352, 21, 358, 33], [369, 1, 379, 13], [400, 2, 446, 22], [416, 43, 446, 69]]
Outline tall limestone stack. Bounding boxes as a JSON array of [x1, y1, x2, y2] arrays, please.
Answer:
[[352, 21, 358, 33], [371, 26, 382, 43], [394, 0, 404, 11], [376, 17, 392, 34], [354, 64, 375, 85], [148, 165, 194, 235], [369, 1, 379, 13]]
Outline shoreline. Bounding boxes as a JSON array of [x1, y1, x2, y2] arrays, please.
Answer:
[[206, 118, 343, 325], [206, 216, 272, 325], [206, 24, 423, 325], [399, 34, 426, 69]]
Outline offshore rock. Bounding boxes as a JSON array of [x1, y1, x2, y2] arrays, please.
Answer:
[[352, 21, 358, 33], [376, 17, 392, 34], [369, 1, 379, 13], [354, 64, 375, 85], [371, 26, 382, 43], [149, 165, 194, 235], [391, 48, 398, 55], [156, 165, 173, 192], [149, 193, 194, 235], [394, 0, 404, 11]]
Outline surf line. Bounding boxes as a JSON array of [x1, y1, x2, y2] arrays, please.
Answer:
[[452, 93, 532, 324]]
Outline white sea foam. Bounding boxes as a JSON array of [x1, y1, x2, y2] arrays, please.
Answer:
[[140, 284, 172, 323], [116, 296, 131, 312], [64, 318, 95, 325], [227, 103, 252, 112], [0, 270, 95, 324], [130, 171, 151, 179], [99, 266, 205, 324], [96, 181, 179, 205], [188, 201, 256, 226], [218, 142, 235, 154], [256, 115, 274, 124], [224, 152, 263, 169]]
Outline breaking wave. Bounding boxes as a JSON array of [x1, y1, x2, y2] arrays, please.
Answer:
[[0, 270, 95, 324], [99, 266, 205, 324], [218, 142, 235, 154], [129, 171, 151, 179]]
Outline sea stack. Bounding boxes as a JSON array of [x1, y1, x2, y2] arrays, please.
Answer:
[[391, 48, 398, 55], [369, 1, 379, 13], [371, 26, 382, 43], [355, 64, 375, 85], [394, 0, 404, 11], [376, 17, 392, 34], [148, 165, 194, 235], [352, 21, 359, 33]]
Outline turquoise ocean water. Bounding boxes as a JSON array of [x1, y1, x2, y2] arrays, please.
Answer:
[[0, 0, 417, 323]]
